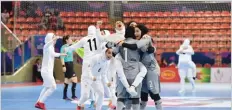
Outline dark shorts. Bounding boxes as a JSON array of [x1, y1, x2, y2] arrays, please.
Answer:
[[65, 62, 76, 79]]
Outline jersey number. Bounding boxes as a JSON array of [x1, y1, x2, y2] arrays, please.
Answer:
[[87, 38, 97, 51]]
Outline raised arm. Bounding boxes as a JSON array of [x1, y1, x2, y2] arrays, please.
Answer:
[[182, 46, 194, 55], [65, 37, 85, 52]]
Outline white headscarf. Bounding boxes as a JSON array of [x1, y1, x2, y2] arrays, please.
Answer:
[[182, 39, 190, 46], [44, 33, 55, 44], [87, 25, 96, 37]]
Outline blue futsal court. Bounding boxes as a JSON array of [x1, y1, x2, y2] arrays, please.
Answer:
[[1, 83, 230, 110]]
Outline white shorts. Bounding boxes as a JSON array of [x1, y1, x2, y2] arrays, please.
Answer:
[[178, 68, 193, 78], [41, 72, 56, 87]]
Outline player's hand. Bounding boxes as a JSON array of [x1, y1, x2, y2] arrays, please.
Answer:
[[126, 86, 137, 97], [60, 53, 67, 56], [92, 76, 96, 81], [142, 34, 150, 39], [117, 40, 124, 46], [193, 77, 196, 80], [62, 67, 66, 72], [96, 21, 103, 28], [107, 82, 111, 87]]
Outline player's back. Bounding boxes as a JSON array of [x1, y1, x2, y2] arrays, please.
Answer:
[[81, 36, 102, 61]]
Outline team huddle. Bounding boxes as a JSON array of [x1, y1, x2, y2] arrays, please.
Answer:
[[34, 20, 196, 110]]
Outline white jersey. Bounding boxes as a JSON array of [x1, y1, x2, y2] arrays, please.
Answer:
[[176, 39, 195, 68], [41, 33, 61, 75], [67, 36, 101, 61], [66, 26, 102, 61], [89, 53, 110, 84]]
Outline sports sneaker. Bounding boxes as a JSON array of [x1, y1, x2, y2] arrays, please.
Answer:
[[178, 89, 185, 94], [71, 96, 78, 100], [35, 102, 46, 110], [77, 105, 82, 110], [89, 100, 95, 108], [63, 97, 71, 101]]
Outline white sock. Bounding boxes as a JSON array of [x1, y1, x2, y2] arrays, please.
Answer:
[[39, 87, 56, 103], [37, 87, 48, 102], [95, 90, 104, 110], [180, 77, 185, 90], [140, 101, 147, 110], [187, 77, 195, 89], [116, 101, 125, 110]]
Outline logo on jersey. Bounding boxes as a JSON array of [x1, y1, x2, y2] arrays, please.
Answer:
[[161, 70, 176, 80], [98, 68, 102, 72]]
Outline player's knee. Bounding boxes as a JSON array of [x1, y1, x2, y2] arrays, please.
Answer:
[[98, 91, 104, 98], [129, 98, 140, 104], [141, 92, 148, 101], [149, 92, 161, 101]]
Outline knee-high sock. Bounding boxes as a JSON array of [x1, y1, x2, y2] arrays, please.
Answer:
[[140, 101, 147, 110], [37, 87, 48, 102], [39, 87, 56, 103], [155, 100, 163, 110], [63, 83, 68, 98], [132, 104, 140, 110], [180, 77, 185, 90], [89, 88, 96, 101], [71, 82, 76, 97], [187, 77, 195, 89], [95, 90, 104, 110], [111, 89, 117, 106], [125, 100, 132, 110], [78, 91, 90, 106], [116, 101, 125, 110]]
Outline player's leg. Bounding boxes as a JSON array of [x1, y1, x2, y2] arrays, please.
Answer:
[[92, 80, 104, 110], [189, 61, 197, 78], [35, 74, 56, 109], [178, 68, 187, 93], [77, 77, 92, 109], [146, 68, 163, 110], [117, 98, 126, 110], [71, 75, 78, 100], [187, 68, 196, 92], [140, 91, 149, 110], [63, 78, 70, 100], [89, 87, 96, 108]]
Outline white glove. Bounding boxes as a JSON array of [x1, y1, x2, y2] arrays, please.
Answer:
[[126, 86, 137, 97]]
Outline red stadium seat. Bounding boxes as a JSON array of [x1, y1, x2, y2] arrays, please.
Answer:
[[147, 12, 155, 17], [29, 30, 38, 35], [92, 12, 100, 17], [17, 17, 26, 23], [67, 12, 75, 17], [100, 12, 108, 17], [84, 12, 92, 17], [60, 12, 68, 17], [55, 30, 64, 36], [123, 12, 130, 17], [212, 11, 220, 17], [221, 11, 230, 17], [170, 11, 179, 17], [75, 12, 84, 17], [204, 63, 211, 68], [196, 63, 202, 67], [21, 30, 29, 35], [38, 30, 46, 35]]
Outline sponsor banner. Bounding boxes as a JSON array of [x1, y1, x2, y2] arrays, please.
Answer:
[[196, 68, 211, 83], [160, 68, 180, 82], [211, 68, 231, 83]]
